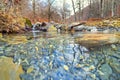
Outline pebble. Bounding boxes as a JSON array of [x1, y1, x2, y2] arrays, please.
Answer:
[[35, 46, 39, 51], [63, 65, 69, 71], [89, 65, 95, 71], [99, 63, 112, 80], [27, 66, 34, 73], [111, 44, 117, 50]]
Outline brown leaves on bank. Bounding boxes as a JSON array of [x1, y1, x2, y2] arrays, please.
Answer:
[[85, 18, 120, 27], [0, 10, 26, 33]]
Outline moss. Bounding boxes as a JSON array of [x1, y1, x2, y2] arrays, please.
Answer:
[[25, 18, 32, 27]]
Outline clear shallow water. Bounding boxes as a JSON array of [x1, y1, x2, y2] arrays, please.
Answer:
[[0, 31, 120, 80]]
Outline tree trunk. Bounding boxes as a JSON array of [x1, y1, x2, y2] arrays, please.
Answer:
[[71, 0, 77, 21], [48, 4, 51, 22], [89, 0, 92, 18], [78, 0, 81, 21], [62, 0, 65, 23], [111, 0, 114, 17], [101, 0, 104, 18], [32, 0, 36, 22], [47, 0, 55, 22]]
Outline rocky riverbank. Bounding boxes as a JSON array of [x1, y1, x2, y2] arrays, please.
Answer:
[[0, 11, 120, 34]]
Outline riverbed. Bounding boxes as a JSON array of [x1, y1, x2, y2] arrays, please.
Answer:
[[0, 31, 120, 80]]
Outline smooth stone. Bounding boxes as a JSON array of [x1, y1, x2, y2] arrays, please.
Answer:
[[111, 44, 117, 50], [63, 65, 69, 71], [109, 58, 120, 73], [99, 63, 112, 80], [0, 33, 2, 38], [0, 56, 23, 80]]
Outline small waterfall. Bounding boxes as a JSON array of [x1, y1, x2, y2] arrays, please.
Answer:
[[32, 24, 36, 31], [32, 23, 41, 38], [32, 24, 37, 37], [32, 23, 41, 32]]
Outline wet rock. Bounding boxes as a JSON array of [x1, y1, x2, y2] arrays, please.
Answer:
[[48, 25, 57, 32], [68, 22, 86, 31], [111, 44, 117, 50], [73, 25, 86, 31], [0, 56, 23, 80], [32, 22, 48, 32]]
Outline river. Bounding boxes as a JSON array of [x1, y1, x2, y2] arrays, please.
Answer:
[[0, 31, 120, 80]]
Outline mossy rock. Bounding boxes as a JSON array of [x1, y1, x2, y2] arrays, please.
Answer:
[[0, 33, 2, 38], [24, 18, 32, 27]]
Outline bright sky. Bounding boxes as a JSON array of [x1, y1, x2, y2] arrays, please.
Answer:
[[30, 0, 89, 15], [54, 0, 77, 9], [54, 0, 89, 15]]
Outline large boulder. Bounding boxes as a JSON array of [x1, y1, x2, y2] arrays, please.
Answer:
[[0, 56, 23, 80], [75, 33, 120, 48], [68, 22, 86, 31], [32, 22, 48, 32]]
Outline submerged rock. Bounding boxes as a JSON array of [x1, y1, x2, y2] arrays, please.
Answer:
[[0, 32, 120, 80], [111, 44, 117, 50], [0, 56, 23, 80], [75, 34, 120, 48], [99, 63, 112, 80]]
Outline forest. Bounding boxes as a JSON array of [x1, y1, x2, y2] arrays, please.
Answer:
[[0, 0, 120, 32]]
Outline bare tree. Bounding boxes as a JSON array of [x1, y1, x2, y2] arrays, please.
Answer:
[[47, 0, 55, 22], [100, 0, 104, 18], [89, 0, 92, 18], [32, 0, 36, 21], [59, 0, 70, 23], [71, 0, 77, 21], [76, 0, 81, 21]]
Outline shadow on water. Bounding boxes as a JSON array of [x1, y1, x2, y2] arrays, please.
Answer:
[[0, 31, 120, 80]]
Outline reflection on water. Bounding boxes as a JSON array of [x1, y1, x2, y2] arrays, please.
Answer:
[[0, 31, 120, 80]]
